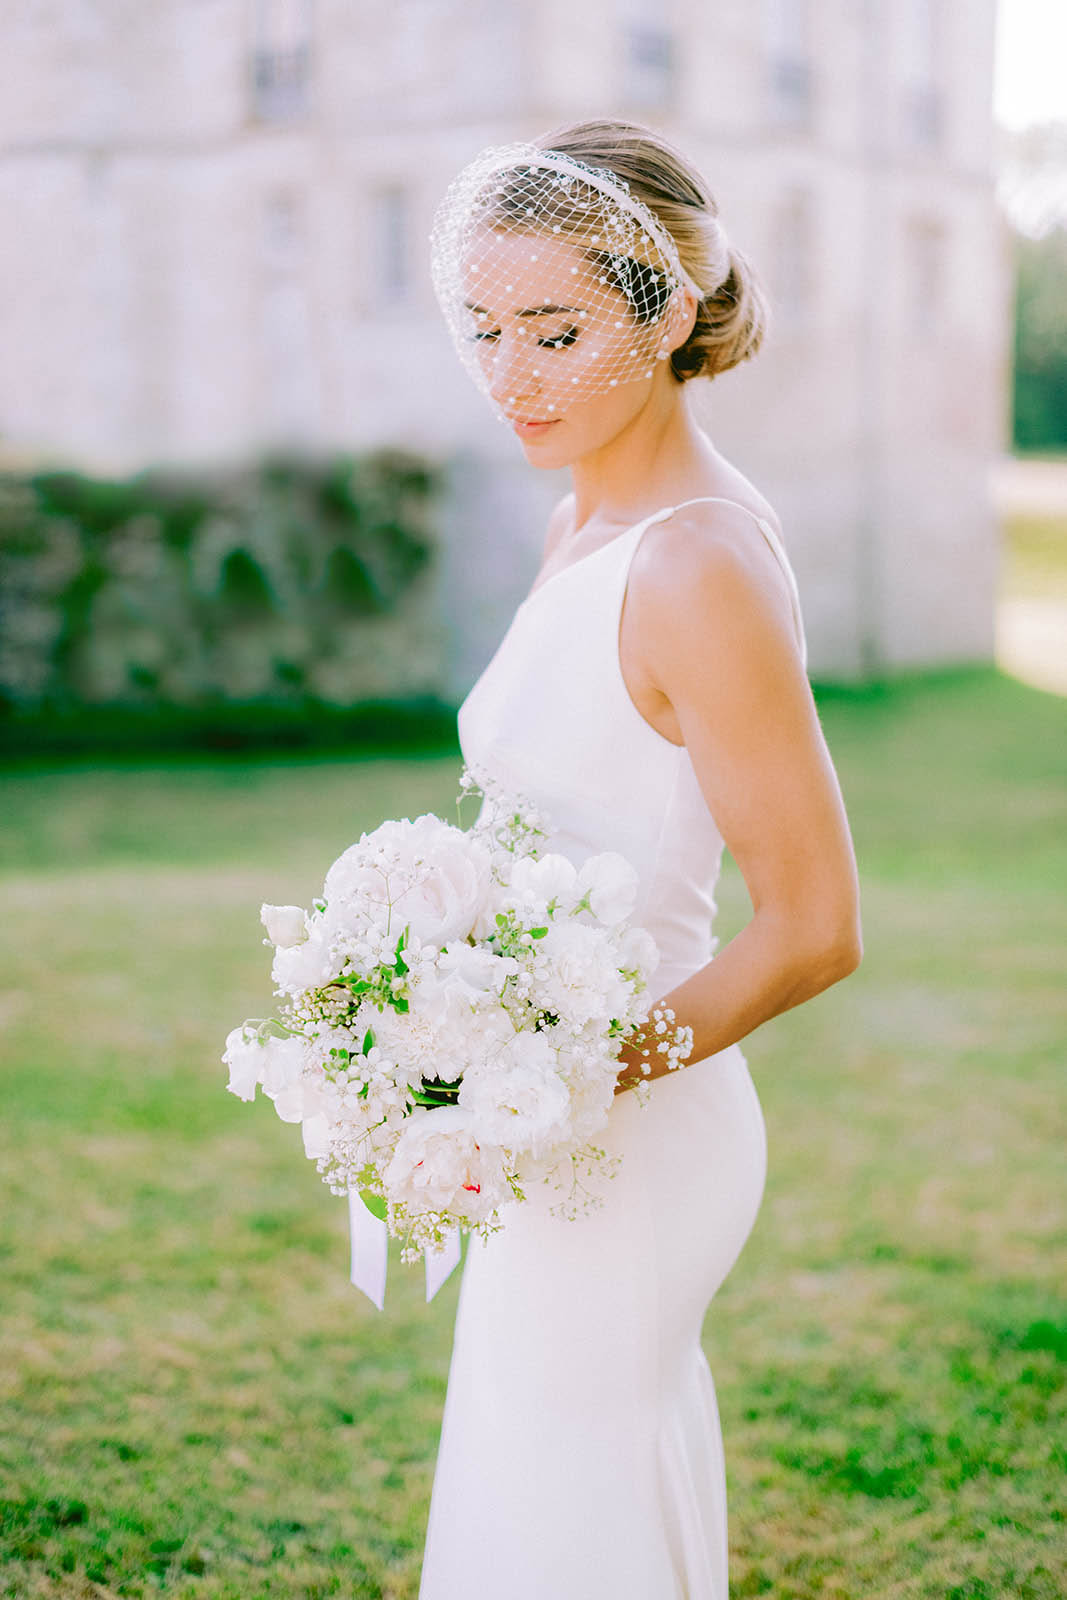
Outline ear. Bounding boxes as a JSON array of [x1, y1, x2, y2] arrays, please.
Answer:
[[659, 285, 700, 360]]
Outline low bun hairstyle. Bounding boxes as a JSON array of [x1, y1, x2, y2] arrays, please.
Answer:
[[535, 119, 769, 383]]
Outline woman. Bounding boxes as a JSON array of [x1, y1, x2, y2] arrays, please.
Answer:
[[419, 119, 862, 1599]]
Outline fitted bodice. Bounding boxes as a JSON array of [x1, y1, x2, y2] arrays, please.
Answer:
[[457, 497, 807, 1002]]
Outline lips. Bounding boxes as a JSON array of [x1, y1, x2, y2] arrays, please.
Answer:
[[507, 415, 561, 435]]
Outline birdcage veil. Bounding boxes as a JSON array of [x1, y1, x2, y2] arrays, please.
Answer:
[[429, 141, 702, 421]]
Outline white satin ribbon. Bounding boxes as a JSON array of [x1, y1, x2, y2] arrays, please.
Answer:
[[348, 1190, 462, 1309]]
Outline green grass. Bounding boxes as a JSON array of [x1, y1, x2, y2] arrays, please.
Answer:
[[1, 667, 1065, 1598]]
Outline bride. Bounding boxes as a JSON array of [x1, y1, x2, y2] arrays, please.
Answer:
[[418, 118, 862, 1599]]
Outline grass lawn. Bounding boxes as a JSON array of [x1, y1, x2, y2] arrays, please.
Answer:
[[1, 668, 1064, 1599]]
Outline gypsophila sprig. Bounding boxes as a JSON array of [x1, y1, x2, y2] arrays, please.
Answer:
[[223, 764, 694, 1264]]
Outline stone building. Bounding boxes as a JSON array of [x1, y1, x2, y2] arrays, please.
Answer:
[[1, 0, 1009, 689]]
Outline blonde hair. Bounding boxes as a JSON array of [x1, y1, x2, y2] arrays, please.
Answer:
[[534, 118, 769, 383]]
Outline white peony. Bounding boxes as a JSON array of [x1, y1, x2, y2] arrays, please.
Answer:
[[271, 917, 344, 995], [323, 815, 492, 946], [260, 903, 308, 947], [536, 920, 632, 1025], [383, 1106, 508, 1221], [458, 1031, 571, 1154], [576, 852, 639, 926]]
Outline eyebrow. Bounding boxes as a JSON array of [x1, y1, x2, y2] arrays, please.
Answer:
[[463, 301, 584, 319]]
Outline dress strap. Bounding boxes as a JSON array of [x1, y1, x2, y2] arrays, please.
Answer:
[[651, 496, 808, 669]]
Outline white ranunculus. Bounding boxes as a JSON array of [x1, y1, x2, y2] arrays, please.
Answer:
[[260, 903, 308, 948], [383, 1106, 508, 1221], [323, 815, 492, 946], [459, 1031, 571, 1154], [223, 1025, 266, 1101], [576, 852, 639, 926]]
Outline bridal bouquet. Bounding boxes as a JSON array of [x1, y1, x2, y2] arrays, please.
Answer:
[[222, 765, 693, 1262]]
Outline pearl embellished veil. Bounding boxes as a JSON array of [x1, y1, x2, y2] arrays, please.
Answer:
[[429, 141, 701, 422]]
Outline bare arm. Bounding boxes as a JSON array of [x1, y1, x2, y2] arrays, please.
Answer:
[[615, 510, 862, 1092]]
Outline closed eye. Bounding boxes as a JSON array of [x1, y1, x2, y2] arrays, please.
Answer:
[[467, 325, 581, 350]]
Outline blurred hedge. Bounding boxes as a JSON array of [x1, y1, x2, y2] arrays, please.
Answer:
[[0, 451, 459, 757]]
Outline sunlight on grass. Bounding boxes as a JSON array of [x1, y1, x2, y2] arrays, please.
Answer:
[[1, 673, 1064, 1598]]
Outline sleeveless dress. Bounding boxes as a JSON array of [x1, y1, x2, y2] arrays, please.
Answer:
[[418, 497, 808, 1600]]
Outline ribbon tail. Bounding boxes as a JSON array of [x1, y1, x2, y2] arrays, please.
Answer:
[[424, 1225, 462, 1302], [348, 1190, 388, 1311]]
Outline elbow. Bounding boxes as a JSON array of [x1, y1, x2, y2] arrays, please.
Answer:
[[797, 906, 863, 993], [819, 909, 863, 985]]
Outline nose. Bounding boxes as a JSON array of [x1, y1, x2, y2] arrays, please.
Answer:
[[485, 328, 543, 409]]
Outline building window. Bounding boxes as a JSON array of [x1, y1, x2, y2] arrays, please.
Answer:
[[765, 0, 813, 131], [251, 0, 313, 123], [770, 188, 816, 327], [372, 186, 411, 306], [623, 24, 675, 109], [900, 0, 942, 150]]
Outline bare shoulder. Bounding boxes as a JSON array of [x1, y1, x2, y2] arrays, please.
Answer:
[[634, 496, 796, 643], [541, 492, 576, 561]]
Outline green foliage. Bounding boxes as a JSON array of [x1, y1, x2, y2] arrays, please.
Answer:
[[1012, 225, 1067, 452], [0, 450, 444, 754]]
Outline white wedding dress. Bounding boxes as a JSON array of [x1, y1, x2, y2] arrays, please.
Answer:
[[418, 497, 807, 1599]]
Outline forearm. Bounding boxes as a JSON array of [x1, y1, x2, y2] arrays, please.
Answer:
[[616, 909, 860, 1091]]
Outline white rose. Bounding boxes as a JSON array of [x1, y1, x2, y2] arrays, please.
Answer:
[[260, 903, 308, 948], [383, 1105, 508, 1220], [576, 852, 639, 926], [222, 1025, 265, 1101]]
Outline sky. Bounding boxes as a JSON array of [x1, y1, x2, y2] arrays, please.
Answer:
[[993, 0, 1067, 130]]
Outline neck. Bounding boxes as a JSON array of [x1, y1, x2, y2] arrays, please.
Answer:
[[568, 381, 720, 532]]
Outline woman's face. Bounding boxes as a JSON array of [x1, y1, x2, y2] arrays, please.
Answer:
[[460, 229, 675, 466]]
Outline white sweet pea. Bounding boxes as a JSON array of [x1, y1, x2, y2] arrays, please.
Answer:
[[301, 1112, 332, 1160], [222, 1025, 266, 1101], [508, 851, 578, 910], [616, 924, 660, 981], [576, 852, 639, 926], [260, 903, 308, 947], [258, 1035, 309, 1123], [270, 919, 343, 995]]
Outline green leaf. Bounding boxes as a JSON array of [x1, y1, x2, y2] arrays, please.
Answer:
[[358, 1189, 388, 1221], [529, 926, 548, 938], [495, 912, 508, 927], [394, 951, 408, 976], [361, 1028, 375, 1056], [392, 995, 409, 1014]]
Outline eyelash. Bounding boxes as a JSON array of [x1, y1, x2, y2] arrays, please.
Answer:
[[468, 325, 580, 350]]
